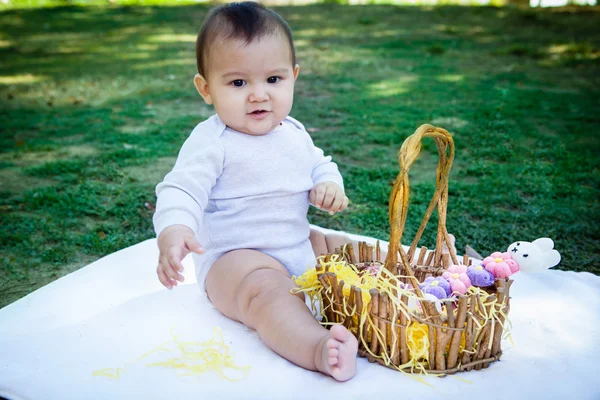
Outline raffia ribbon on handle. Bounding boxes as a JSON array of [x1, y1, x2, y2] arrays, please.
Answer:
[[384, 124, 459, 279]]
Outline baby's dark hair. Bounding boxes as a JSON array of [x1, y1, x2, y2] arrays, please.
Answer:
[[196, 2, 296, 78]]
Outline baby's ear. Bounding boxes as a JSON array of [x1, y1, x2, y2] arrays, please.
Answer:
[[544, 250, 561, 269], [533, 238, 554, 252], [193, 74, 212, 105]]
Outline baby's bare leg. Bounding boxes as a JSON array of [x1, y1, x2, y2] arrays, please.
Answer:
[[205, 249, 357, 381], [309, 228, 387, 262], [310, 229, 357, 257], [309, 229, 329, 257]]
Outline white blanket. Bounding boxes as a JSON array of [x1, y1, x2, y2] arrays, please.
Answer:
[[1, 226, 599, 400]]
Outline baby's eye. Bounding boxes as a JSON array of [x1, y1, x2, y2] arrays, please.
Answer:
[[267, 76, 280, 84], [231, 79, 246, 87]]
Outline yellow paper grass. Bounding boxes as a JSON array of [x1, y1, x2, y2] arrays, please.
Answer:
[[93, 327, 250, 381]]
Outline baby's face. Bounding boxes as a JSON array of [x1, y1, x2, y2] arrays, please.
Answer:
[[195, 33, 299, 136]]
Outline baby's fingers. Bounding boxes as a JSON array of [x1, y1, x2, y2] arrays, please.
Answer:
[[338, 195, 349, 212], [184, 235, 204, 255], [310, 185, 326, 208], [166, 247, 185, 283], [328, 192, 345, 215], [157, 259, 175, 290], [321, 187, 335, 210]]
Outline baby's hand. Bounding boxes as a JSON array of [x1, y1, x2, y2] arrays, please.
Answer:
[[157, 225, 204, 290], [310, 182, 349, 215]]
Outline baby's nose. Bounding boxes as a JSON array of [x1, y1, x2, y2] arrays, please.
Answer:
[[249, 84, 269, 102]]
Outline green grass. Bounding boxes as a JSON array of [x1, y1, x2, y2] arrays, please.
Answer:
[[1, 4, 599, 308]]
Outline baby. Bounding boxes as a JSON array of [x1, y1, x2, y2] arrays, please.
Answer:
[[153, 2, 358, 381]]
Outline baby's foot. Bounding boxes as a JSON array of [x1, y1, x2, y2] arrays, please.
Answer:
[[316, 324, 358, 381]]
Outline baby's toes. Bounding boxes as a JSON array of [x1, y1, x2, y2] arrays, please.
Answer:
[[327, 338, 340, 350], [328, 343, 340, 365]]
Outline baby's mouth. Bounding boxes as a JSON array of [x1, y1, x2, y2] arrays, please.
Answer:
[[249, 110, 268, 115]]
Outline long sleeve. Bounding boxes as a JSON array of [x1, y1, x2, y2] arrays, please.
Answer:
[[153, 127, 225, 237], [310, 143, 344, 192], [283, 116, 344, 191]]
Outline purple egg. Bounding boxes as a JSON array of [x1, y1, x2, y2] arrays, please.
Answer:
[[420, 276, 451, 299], [467, 265, 495, 287]]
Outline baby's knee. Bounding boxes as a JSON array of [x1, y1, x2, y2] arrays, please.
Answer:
[[237, 268, 290, 318]]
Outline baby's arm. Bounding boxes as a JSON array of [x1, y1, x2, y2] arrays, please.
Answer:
[[302, 127, 347, 215], [153, 126, 225, 289]]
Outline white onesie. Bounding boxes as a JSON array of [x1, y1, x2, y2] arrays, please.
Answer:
[[153, 114, 344, 287]]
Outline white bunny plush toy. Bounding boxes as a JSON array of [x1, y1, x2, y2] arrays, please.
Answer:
[[506, 238, 561, 273]]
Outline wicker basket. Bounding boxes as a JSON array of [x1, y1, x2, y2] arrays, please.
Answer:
[[313, 124, 512, 375]]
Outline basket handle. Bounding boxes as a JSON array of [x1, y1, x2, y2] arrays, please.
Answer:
[[383, 124, 459, 275]]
